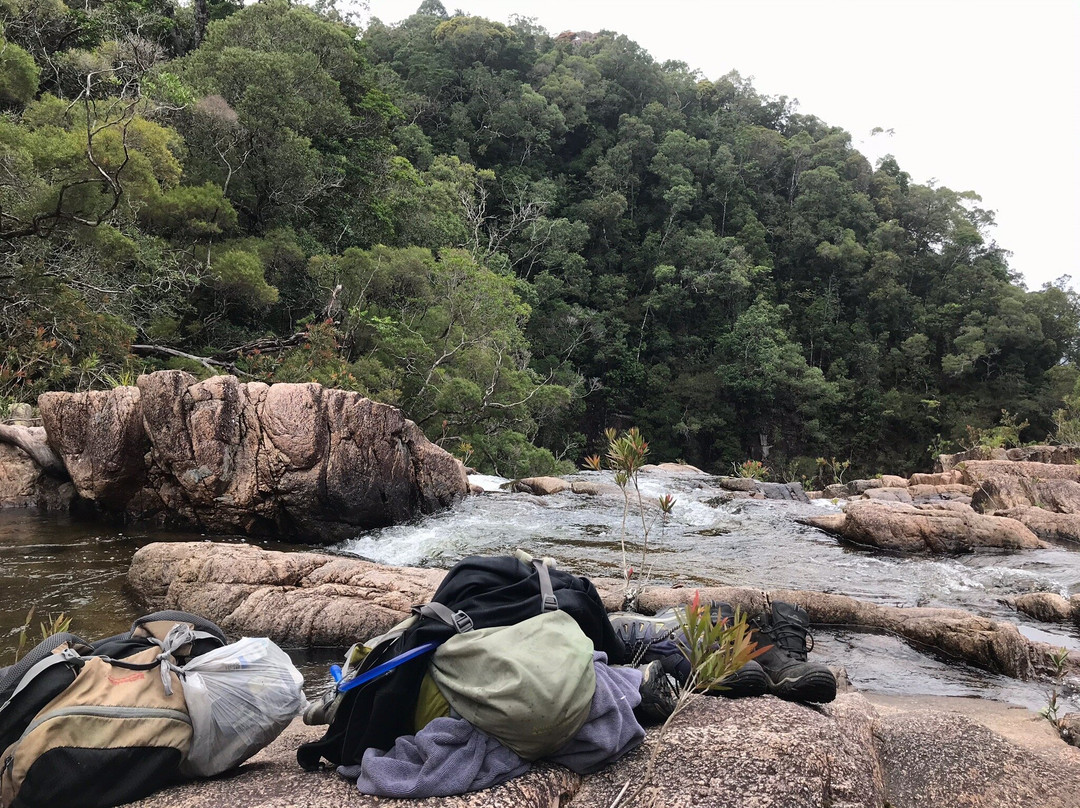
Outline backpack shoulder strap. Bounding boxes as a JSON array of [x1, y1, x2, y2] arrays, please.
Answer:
[[414, 602, 473, 633], [533, 559, 559, 613], [415, 556, 559, 633], [0, 646, 83, 711]]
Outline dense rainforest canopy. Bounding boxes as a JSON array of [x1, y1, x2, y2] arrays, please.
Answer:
[[2, 0, 1078, 480]]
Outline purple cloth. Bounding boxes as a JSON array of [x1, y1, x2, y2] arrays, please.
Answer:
[[338, 718, 529, 798], [548, 652, 646, 774], [338, 652, 647, 798]]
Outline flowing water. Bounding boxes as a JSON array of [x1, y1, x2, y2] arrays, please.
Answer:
[[2, 467, 1079, 712]]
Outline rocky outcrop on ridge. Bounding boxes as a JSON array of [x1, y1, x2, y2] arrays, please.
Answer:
[[38, 370, 468, 542], [128, 542, 1078, 681]]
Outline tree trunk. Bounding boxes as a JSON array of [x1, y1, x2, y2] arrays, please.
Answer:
[[194, 0, 209, 46], [0, 424, 69, 478]]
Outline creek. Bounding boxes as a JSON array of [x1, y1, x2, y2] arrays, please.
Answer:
[[2, 467, 1078, 712]]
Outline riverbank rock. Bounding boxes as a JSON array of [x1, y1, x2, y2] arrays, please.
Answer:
[[756, 481, 811, 502], [128, 542, 443, 646], [1012, 592, 1076, 623], [643, 462, 706, 474], [799, 500, 1043, 553], [129, 542, 1079, 681], [130, 694, 1080, 808], [909, 470, 964, 486], [1062, 713, 1080, 748], [972, 475, 1080, 514], [0, 440, 75, 509], [862, 486, 913, 503], [907, 483, 975, 500], [38, 371, 468, 542], [869, 697, 1080, 808], [570, 481, 623, 497], [961, 459, 1080, 484], [937, 447, 1008, 471], [575, 693, 885, 808], [995, 506, 1080, 544], [508, 476, 569, 495]]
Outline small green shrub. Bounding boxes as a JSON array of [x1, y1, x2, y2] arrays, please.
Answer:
[[733, 459, 769, 480]]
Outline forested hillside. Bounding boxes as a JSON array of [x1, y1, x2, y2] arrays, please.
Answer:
[[2, 0, 1077, 478]]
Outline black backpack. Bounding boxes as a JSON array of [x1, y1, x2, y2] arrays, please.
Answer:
[[297, 554, 626, 770], [0, 611, 227, 808]]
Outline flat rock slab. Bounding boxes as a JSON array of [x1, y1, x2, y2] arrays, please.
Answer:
[[128, 542, 443, 646], [130, 719, 580, 808], [873, 702, 1080, 808], [131, 694, 1080, 808], [800, 499, 1043, 553]]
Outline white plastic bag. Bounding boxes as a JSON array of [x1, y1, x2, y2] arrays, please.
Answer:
[[180, 637, 307, 777]]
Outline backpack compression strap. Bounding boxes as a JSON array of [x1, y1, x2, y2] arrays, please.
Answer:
[[414, 558, 560, 634]]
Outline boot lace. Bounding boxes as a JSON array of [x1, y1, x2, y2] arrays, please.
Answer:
[[765, 623, 814, 657]]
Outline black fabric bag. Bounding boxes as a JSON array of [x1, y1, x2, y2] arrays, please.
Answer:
[[297, 554, 626, 770]]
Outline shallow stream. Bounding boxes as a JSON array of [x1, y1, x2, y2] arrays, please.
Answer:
[[2, 467, 1078, 711]]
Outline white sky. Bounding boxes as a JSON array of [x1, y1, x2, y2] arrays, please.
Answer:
[[364, 0, 1080, 291]]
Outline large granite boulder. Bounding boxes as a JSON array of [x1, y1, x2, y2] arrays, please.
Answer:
[[129, 542, 443, 646], [576, 693, 884, 808], [129, 543, 1079, 681], [937, 447, 1008, 471], [39, 371, 468, 542], [799, 500, 1043, 553]]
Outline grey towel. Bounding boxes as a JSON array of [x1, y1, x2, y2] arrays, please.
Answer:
[[339, 652, 647, 798]]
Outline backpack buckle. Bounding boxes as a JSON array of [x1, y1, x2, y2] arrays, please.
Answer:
[[452, 611, 474, 633], [542, 593, 559, 612]]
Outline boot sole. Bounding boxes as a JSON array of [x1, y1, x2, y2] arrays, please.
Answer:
[[710, 666, 770, 698], [765, 669, 837, 704]]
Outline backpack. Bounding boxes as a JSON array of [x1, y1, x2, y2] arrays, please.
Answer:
[[0, 611, 226, 808], [297, 553, 627, 770], [428, 609, 596, 759]]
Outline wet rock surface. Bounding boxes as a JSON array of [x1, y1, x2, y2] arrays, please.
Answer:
[[129, 542, 1080, 682], [800, 499, 1043, 553], [38, 371, 468, 542], [1012, 592, 1080, 623]]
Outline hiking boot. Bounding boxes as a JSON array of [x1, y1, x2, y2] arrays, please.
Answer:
[[750, 601, 836, 704], [709, 659, 769, 698], [706, 602, 769, 698], [633, 660, 678, 725], [610, 606, 768, 697]]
